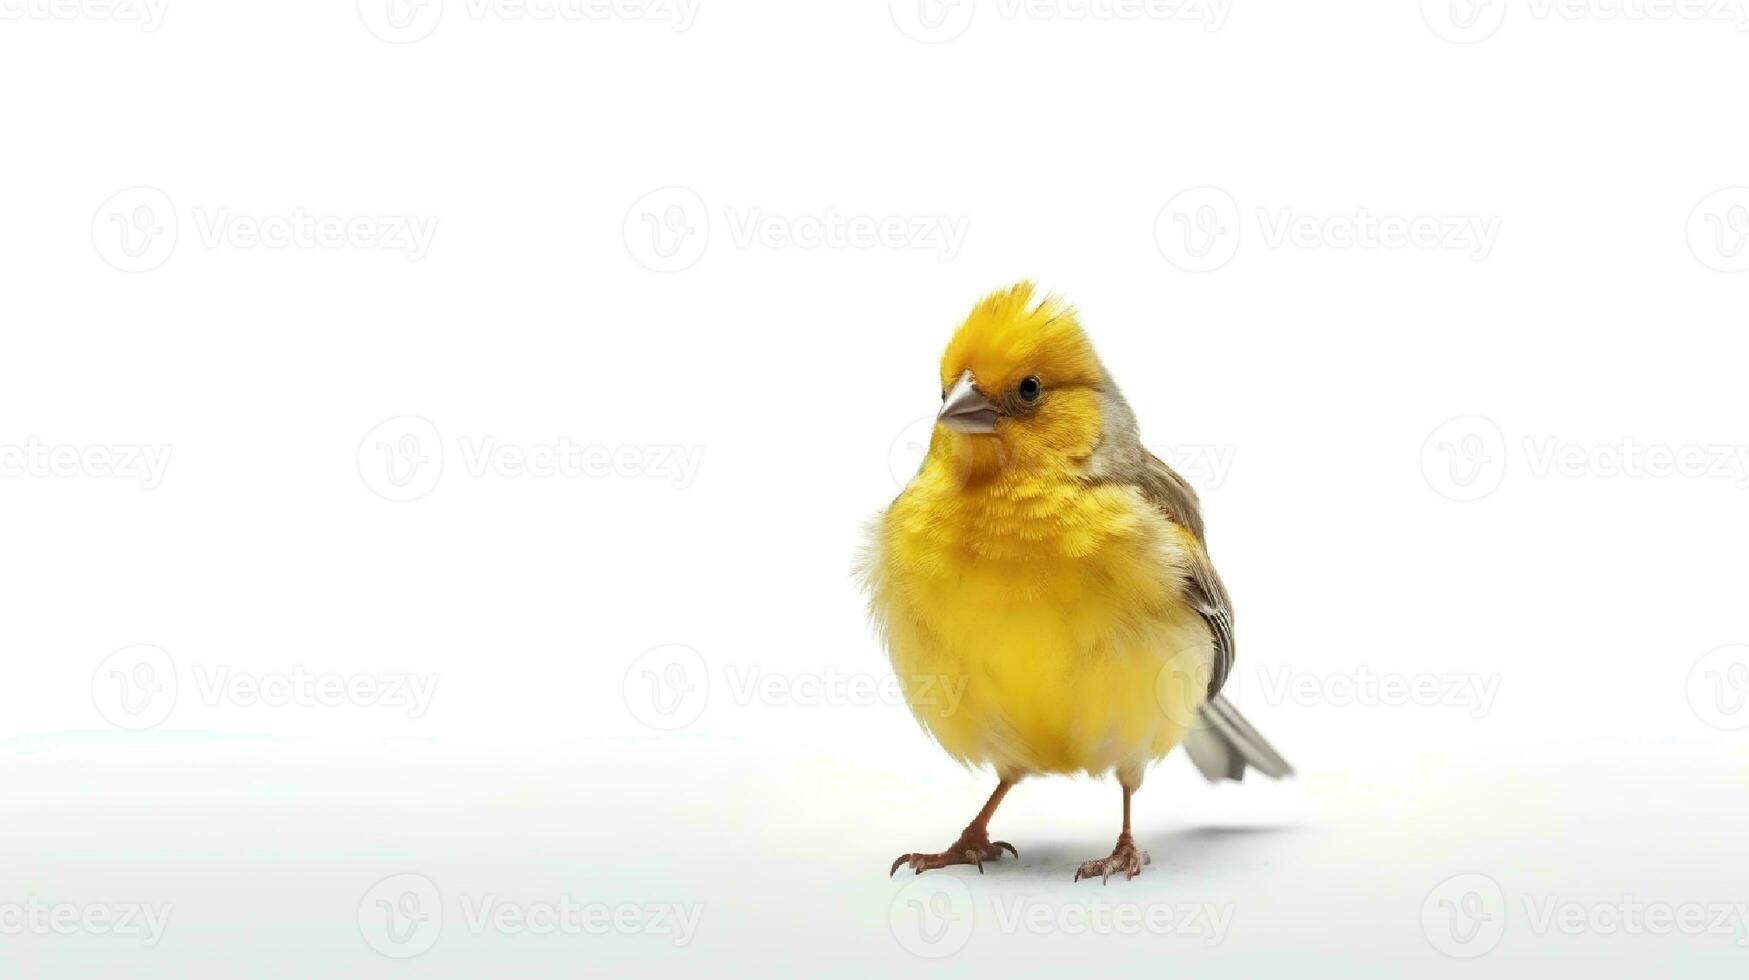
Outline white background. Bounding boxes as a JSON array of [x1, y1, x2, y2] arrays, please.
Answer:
[[4, 0, 1749, 976]]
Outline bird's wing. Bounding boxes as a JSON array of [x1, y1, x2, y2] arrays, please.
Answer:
[[1133, 450, 1234, 701]]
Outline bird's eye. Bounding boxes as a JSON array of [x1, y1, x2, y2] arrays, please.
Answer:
[[1018, 376, 1042, 403]]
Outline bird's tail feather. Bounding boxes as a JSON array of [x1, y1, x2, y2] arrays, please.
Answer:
[[1182, 694, 1294, 782]]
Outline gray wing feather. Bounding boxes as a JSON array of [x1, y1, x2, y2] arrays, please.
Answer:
[[1134, 451, 1234, 702], [1182, 694, 1296, 781], [1086, 379, 1289, 781]]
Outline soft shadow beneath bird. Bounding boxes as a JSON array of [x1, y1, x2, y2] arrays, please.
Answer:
[[967, 825, 1303, 882]]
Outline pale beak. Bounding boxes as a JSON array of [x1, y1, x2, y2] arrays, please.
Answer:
[[937, 369, 999, 434]]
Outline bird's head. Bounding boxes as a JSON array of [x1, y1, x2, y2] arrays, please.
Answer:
[[929, 282, 1114, 481]]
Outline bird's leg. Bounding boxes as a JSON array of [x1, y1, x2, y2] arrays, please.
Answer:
[[890, 779, 1020, 876], [1074, 782, 1151, 883]]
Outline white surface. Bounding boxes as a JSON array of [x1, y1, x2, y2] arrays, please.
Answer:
[[5, 1, 1749, 976], [4, 737, 1747, 976]]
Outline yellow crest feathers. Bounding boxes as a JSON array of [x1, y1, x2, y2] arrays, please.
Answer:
[[938, 281, 1103, 395]]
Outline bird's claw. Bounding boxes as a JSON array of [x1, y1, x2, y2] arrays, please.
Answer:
[[888, 835, 1018, 876], [1073, 834, 1150, 883]]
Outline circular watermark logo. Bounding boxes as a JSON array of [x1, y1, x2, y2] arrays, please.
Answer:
[[358, 873, 443, 958], [624, 186, 709, 273], [888, 875, 974, 958], [91, 644, 178, 730], [1686, 644, 1749, 731], [1421, 872, 1506, 958], [1421, 0, 1507, 44], [1154, 186, 1241, 273], [357, 415, 444, 502], [1420, 415, 1507, 502], [888, 0, 975, 43], [623, 644, 709, 730], [1154, 652, 1227, 732], [357, 0, 444, 43], [888, 415, 937, 488], [1685, 188, 1749, 274], [92, 186, 177, 273]]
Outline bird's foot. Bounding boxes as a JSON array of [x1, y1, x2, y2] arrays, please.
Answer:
[[1073, 832, 1150, 883], [889, 829, 1018, 876]]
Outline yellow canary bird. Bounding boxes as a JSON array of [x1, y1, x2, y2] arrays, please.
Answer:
[[862, 282, 1292, 882]]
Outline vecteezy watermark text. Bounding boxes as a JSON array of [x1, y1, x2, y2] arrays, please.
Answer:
[[889, 0, 1231, 44], [1155, 187, 1501, 272], [0, 439, 172, 489], [358, 0, 701, 43], [1252, 665, 1501, 719], [190, 665, 437, 718], [621, 644, 969, 731], [1422, 872, 1749, 958], [1422, 0, 1749, 44], [0, 899, 172, 946], [92, 187, 438, 272], [458, 895, 701, 944], [1421, 415, 1749, 502], [356, 873, 701, 959], [889, 875, 1233, 958], [623, 186, 971, 272], [454, 436, 703, 485], [189, 208, 438, 261], [91, 644, 438, 730], [357, 415, 704, 502], [0, 0, 168, 30]]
